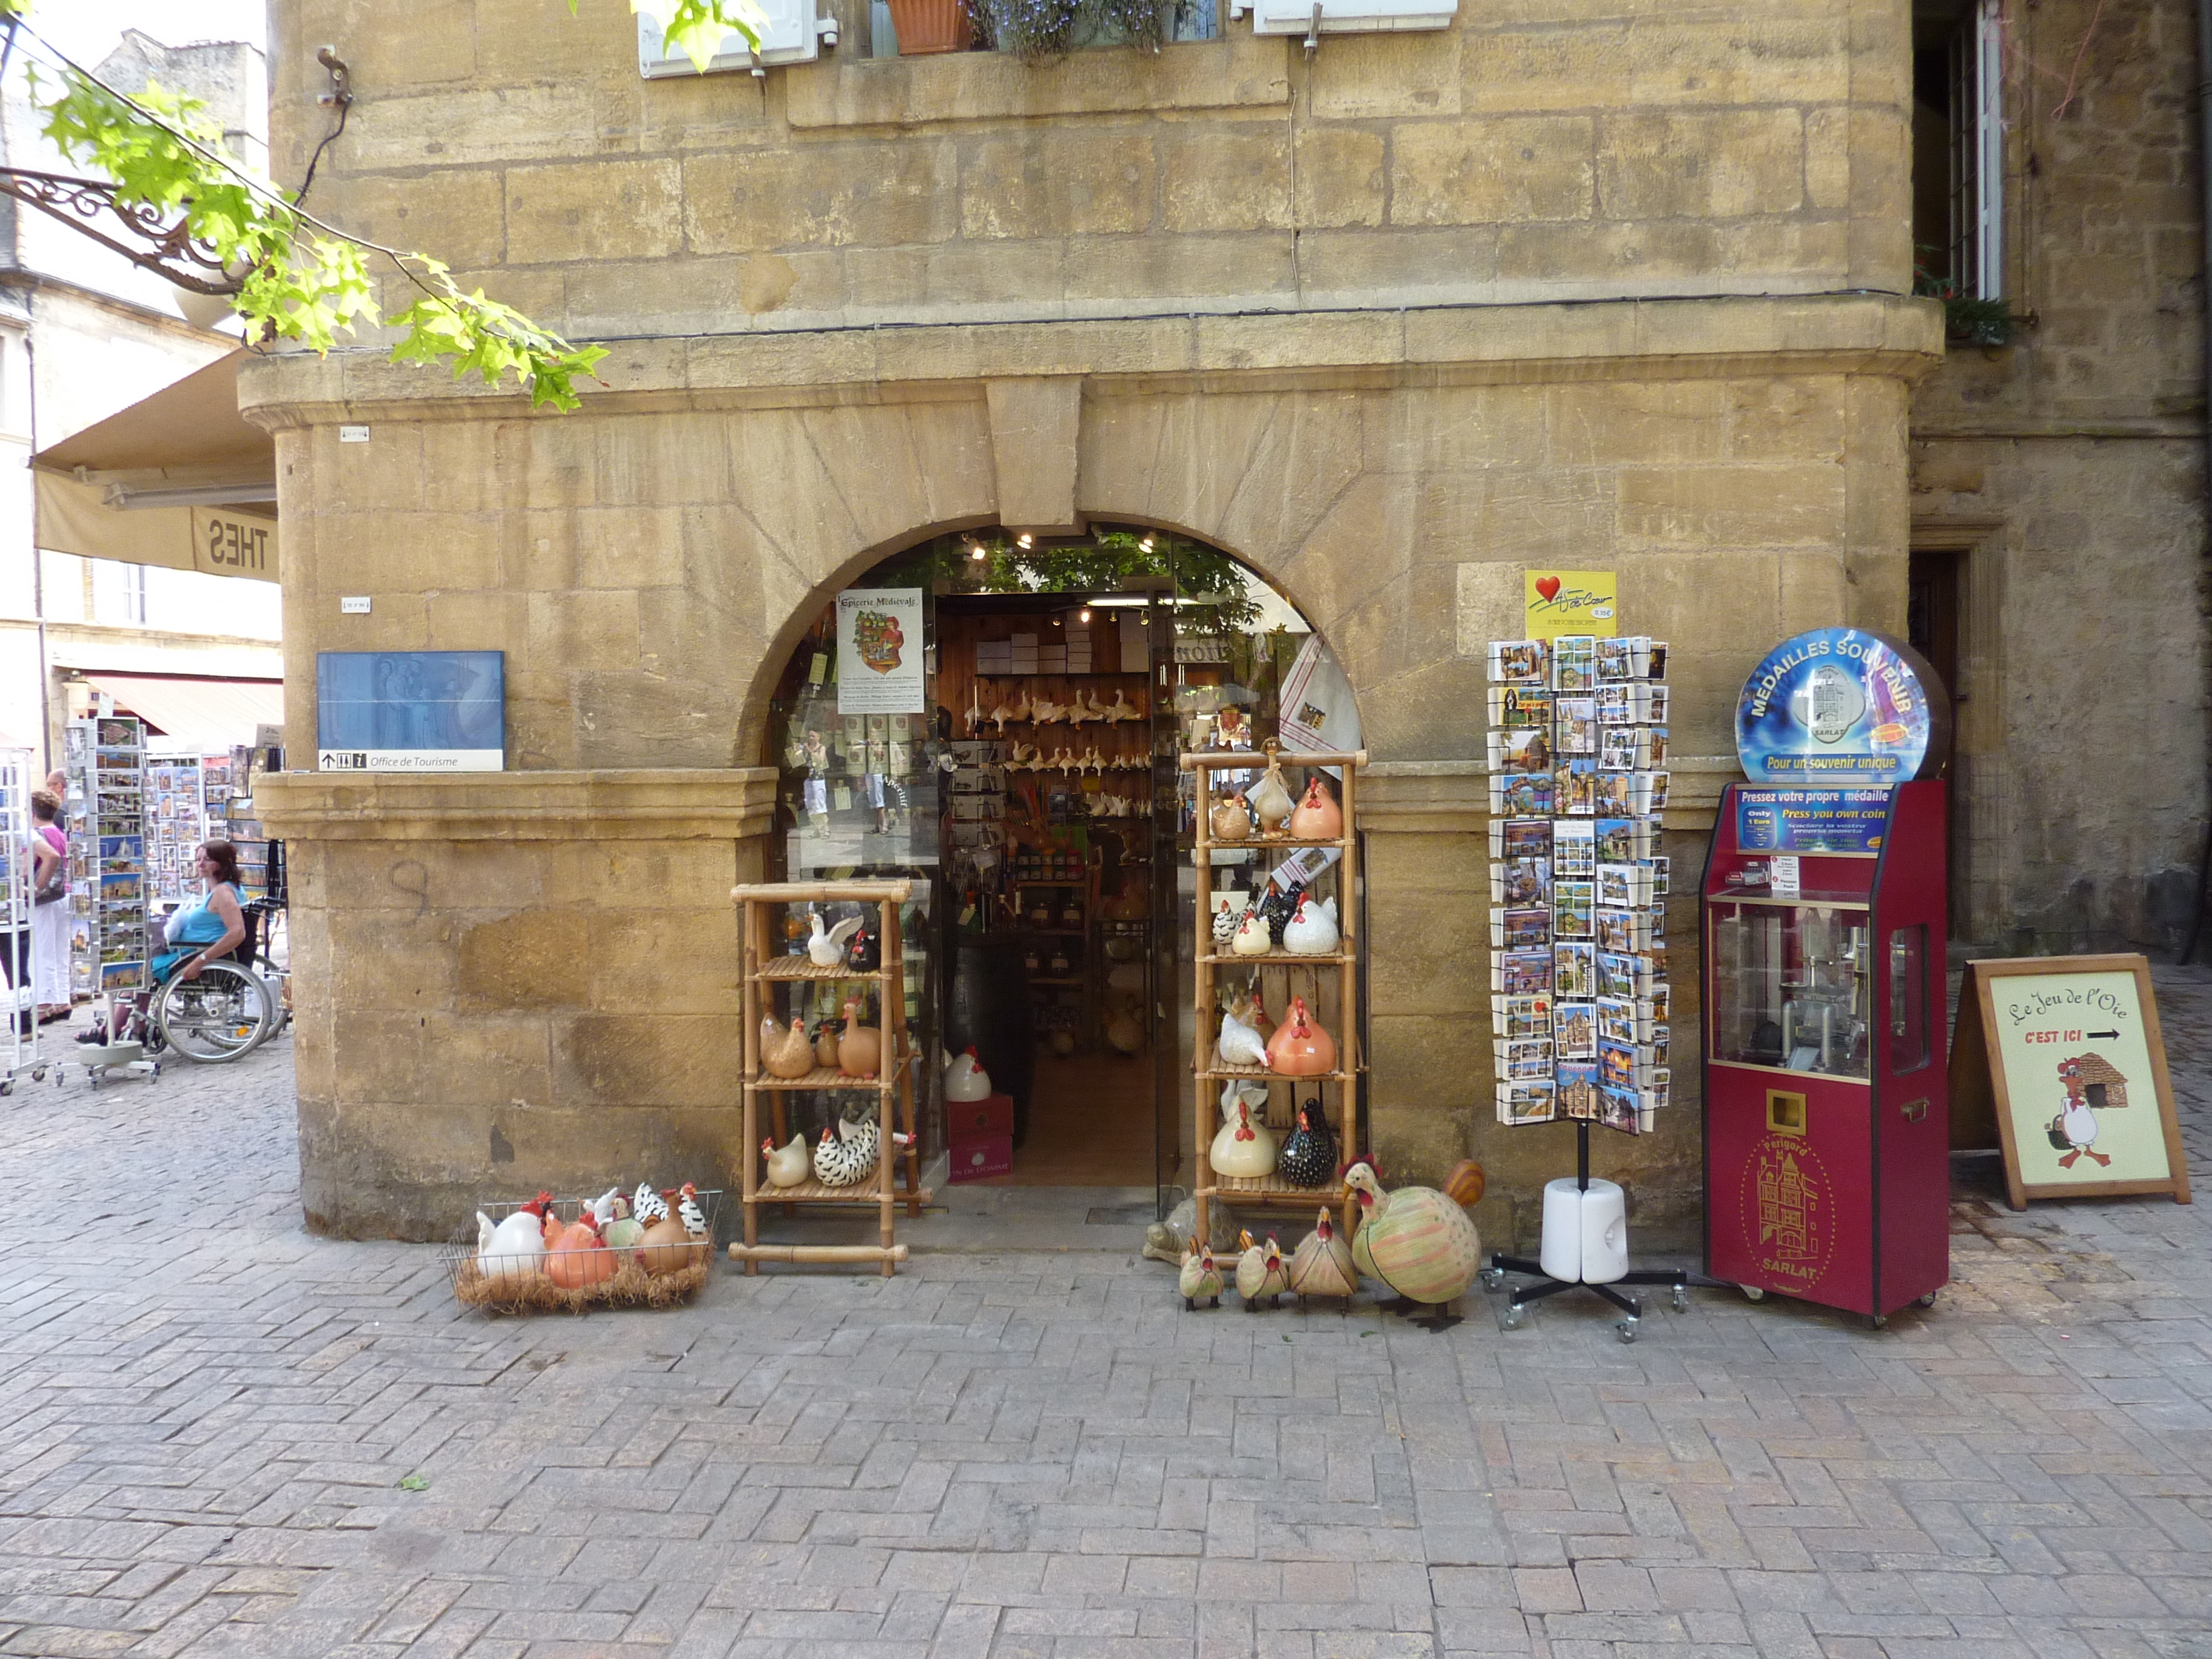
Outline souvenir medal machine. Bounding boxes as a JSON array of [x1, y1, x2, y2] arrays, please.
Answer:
[[1702, 629, 1951, 1326]]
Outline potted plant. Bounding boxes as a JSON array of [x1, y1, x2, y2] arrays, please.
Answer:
[[887, 0, 976, 53]]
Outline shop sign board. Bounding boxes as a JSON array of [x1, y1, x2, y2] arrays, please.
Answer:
[[314, 650, 505, 772], [1735, 628, 1948, 786], [1949, 954, 2192, 1210], [836, 588, 924, 715], [1523, 569, 1617, 639], [1732, 786, 1894, 854]]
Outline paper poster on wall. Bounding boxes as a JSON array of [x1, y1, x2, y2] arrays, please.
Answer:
[[836, 588, 925, 715], [1523, 571, 1617, 640], [1949, 954, 2192, 1210]]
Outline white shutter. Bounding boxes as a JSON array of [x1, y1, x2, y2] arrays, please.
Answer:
[[636, 0, 817, 76], [1248, 0, 1455, 34]]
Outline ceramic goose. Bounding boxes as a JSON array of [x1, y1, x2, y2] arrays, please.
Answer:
[[1342, 1159, 1486, 1306], [1208, 1089, 1278, 1179], [762, 1133, 811, 1188], [1287, 1208, 1359, 1308], [835, 997, 882, 1078], [1234, 1231, 1291, 1310], [1179, 1238, 1223, 1310], [1282, 896, 1340, 956], [1231, 909, 1272, 957], [1104, 689, 1136, 723], [806, 911, 864, 968], [1218, 995, 1269, 1069], [1032, 697, 1067, 725]]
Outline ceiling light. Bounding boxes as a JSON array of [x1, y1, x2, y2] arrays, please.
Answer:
[[1139, 535, 1155, 552], [968, 543, 986, 561], [1017, 534, 1033, 549], [1079, 609, 1091, 624]]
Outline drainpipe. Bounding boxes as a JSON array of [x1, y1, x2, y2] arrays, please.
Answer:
[[2186, 0, 2212, 963]]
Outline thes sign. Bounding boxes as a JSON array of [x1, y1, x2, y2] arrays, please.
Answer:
[[190, 508, 278, 580]]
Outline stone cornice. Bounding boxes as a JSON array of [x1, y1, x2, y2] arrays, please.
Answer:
[[1361, 756, 1735, 834], [256, 768, 779, 841], [237, 293, 1946, 430]]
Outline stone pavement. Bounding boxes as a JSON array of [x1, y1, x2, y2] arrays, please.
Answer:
[[4, 974, 2212, 1659]]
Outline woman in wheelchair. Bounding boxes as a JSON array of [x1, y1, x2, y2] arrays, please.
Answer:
[[81, 842, 247, 1045]]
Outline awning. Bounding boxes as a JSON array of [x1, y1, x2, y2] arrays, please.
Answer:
[[33, 350, 279, 583], [83, 674, 283, 751]]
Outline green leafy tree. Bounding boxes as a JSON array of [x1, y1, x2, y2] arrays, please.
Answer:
[[1, 0, 765, 409]]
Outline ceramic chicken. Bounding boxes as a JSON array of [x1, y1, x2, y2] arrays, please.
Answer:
[[1234, 1231, 1290, 1310], [1210, 792, 1252, 842], [476, 1193, 552, 1284], [637, 1188, 695, 1275], [1179, 1238, 1223, 1310], [1208, 1088, 1278, 1178], [589, 1187, 623, 1226], [1218, 993, 1269, 1070], [632, 1182, 669, 1227], [1282, 896, 1340, 956], [1275, 1099, 1338, 1187], [601, 1191, 643, 1254], [1267, 996, 1336, 1076], [1342, 1159, 1486, 1306], [675, 1184, 711, 1263], [1210, 894, 1241, 946], [1288, 777, 1344, 840], [814, 1018, 842, 1070], [763, 1016, 816, 1079], [806, 912, 865, 968], [1247, 747, 1295, 833], [762, 1133, 811, 1188], [812, 1118, 877, 1187], [1231, 909, 1272, 957], [546, 1209, 618, 1290], [541, 1202, 566, 1249], [835, 997, 882, 1078], [1287, 1208, 1358, 1308]]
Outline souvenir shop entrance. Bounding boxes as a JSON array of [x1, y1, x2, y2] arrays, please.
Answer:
[[759, 528, 1358, 1210]]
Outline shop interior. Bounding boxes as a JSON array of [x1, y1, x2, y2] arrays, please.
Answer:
[[759, 529, 1359, 1208]]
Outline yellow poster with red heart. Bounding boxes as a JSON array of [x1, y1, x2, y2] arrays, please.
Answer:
[[1524, 570, 1618, 639]]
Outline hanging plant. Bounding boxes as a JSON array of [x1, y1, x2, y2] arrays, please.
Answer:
[[1091, 0, 1174, 52], [977, 0, 1083, 61]]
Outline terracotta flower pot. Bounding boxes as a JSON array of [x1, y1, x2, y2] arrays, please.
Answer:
[[888, 0, 974, 53]]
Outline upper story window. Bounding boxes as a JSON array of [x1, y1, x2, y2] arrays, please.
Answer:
[[1913, 0, 2005, 301]]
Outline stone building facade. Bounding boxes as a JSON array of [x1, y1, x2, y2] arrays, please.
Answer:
[[252, 0, 1951, 1241]]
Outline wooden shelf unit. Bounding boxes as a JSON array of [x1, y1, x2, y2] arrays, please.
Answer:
[[1181, 744, 1367, 1246], [731, 879, 930, 1275]]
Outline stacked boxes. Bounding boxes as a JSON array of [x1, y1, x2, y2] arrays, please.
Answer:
[[1009, 632, 1040, 675], [1065, 612, 1093, 673], [1486, 635, 1671, 1134]]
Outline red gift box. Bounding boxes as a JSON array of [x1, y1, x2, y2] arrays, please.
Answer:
[[949, 1093, 1014, 1138], [948, 1132, 1013, 1182]]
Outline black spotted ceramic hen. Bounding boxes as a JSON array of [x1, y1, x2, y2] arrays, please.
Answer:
[[1275, 1099, 1337, 1187]]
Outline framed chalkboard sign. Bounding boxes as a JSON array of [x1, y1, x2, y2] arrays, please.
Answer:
[[1949, 954, 2192, 1211]]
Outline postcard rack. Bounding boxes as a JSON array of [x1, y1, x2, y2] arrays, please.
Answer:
[[1183, 746, 1366, 1248], [731, 879, 929, 1276]]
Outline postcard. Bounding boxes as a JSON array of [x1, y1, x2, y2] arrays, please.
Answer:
[[1551, 819, 1595, 876], [1498, 1080, 1558, 1125], [1550, 635, 1595, 692], [1552, 940, 1595, 999], [1490, 906, 1553, 950], [1552, 696, 1598, 756], [1554, 1001, 1597, 1061], [1494, 994, 1553, 1039], [1557, 1062, 1600, 1121], [1490, 817, 1552, 860], [1552, 880, 1594, 940], [1492, 947, 1555, 996], [1489, 639, 1548, 685], [1487, 686, 1553, 729], [1490, 857, 1552, 907], [1487, 727, 1553, 776]]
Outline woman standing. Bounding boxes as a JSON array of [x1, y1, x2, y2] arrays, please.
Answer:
[[28, 789, 71, 1024]]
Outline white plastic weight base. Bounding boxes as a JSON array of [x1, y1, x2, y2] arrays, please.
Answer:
[[1537, 1178, 1629, 1286]]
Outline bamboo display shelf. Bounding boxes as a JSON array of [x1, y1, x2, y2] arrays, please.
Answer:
[[732, 880, 930, 1276], [1184, 743, 1367, 1242]]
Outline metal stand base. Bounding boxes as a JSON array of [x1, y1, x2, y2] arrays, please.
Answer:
[[1476, 1121, 1691, 1342]]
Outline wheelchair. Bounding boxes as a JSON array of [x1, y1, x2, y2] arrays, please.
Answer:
[[143, 902, 284, 1064]]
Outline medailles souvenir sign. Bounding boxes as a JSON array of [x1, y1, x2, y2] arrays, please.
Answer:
[[1734, 628, 1949, 789]]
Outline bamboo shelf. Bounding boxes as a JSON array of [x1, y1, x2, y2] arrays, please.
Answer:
[[731, 880, 930, 1276], [1183, 743, 1367, 1244]]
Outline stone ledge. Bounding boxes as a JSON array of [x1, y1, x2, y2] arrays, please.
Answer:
[[1359, 756, 1734, 833], [257, 768, 778, 841], [783, 35, 1289, 129], [238, 293, 1946, 427]]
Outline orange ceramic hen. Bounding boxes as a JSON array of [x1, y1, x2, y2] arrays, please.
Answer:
[[1267, 996, 1336, 1076], [546, 1210, 618, 1289]]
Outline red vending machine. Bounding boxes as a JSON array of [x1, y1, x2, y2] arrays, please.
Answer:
[[1700, 780, 1949, 1322], [1705, 626, 1954, 1324]]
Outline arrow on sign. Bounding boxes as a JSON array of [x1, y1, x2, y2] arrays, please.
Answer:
[[2086, 1030, 2119, 1041]]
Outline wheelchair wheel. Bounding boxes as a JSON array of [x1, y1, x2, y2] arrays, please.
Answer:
[[153, 961, 275, 1063]]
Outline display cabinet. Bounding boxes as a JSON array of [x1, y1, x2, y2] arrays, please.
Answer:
[[1700, 780, 1949, 1323]]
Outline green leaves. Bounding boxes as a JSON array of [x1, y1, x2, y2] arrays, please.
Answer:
[[636, 0, 771, 70]]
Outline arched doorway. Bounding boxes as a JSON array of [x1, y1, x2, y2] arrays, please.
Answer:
[[754, 525, 1362, 1218]]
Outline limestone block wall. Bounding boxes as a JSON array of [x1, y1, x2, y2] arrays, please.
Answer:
[[1908, 0, 2208, 953], [267, 0, 1914, 338]]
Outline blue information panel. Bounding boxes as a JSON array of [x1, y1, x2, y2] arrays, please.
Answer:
[[315, 651, 505, 773], [1733, 786, 1894, 854], [1735, 628, 1940, 786]]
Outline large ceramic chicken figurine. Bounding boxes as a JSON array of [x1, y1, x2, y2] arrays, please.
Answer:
[[1341, 1158, 1487, 1307], [476, 1193, 552, 1284], [762, 1133, 811, 1188], [546, 1209, 618, 1290], [812, 1119, 877, 1187], [1275, 1101, 1338, 1187], [637, 1187, 694, 1275]]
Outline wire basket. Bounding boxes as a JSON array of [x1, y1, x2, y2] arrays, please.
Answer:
[[443, 1188, 725, 1314]]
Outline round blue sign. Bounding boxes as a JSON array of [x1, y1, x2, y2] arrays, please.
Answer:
[[1735, 628, 1948, 786]]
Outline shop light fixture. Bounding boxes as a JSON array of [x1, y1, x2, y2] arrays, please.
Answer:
[[1139, 535, 1155, 552], [968, 543, 987, 560], [1079, 609, 1092, 624], [1016, 533, 1034, 549]]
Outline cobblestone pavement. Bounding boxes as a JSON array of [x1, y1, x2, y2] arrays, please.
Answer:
[[4, 973, 2212, 1659]]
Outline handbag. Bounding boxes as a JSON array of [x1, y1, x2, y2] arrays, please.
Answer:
[[33, 869, 65, 905]]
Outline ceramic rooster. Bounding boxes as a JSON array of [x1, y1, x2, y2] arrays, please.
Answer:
[[761, 1133, 811, 1188], [1288, 777, 1344, 840], [1275, 1099, 1338, 1187], [1179, 1238, 1223, 1310], [1234, 1231, 1290, 1310], [1287, 1208, 1358, 1309], [807, 912, 865, 968], [1342, 1158, 1486, 1307], [476, 1194, 552, 1284]]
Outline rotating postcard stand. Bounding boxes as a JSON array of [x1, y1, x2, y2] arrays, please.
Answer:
[[1478, 629, 1678, 1342]]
